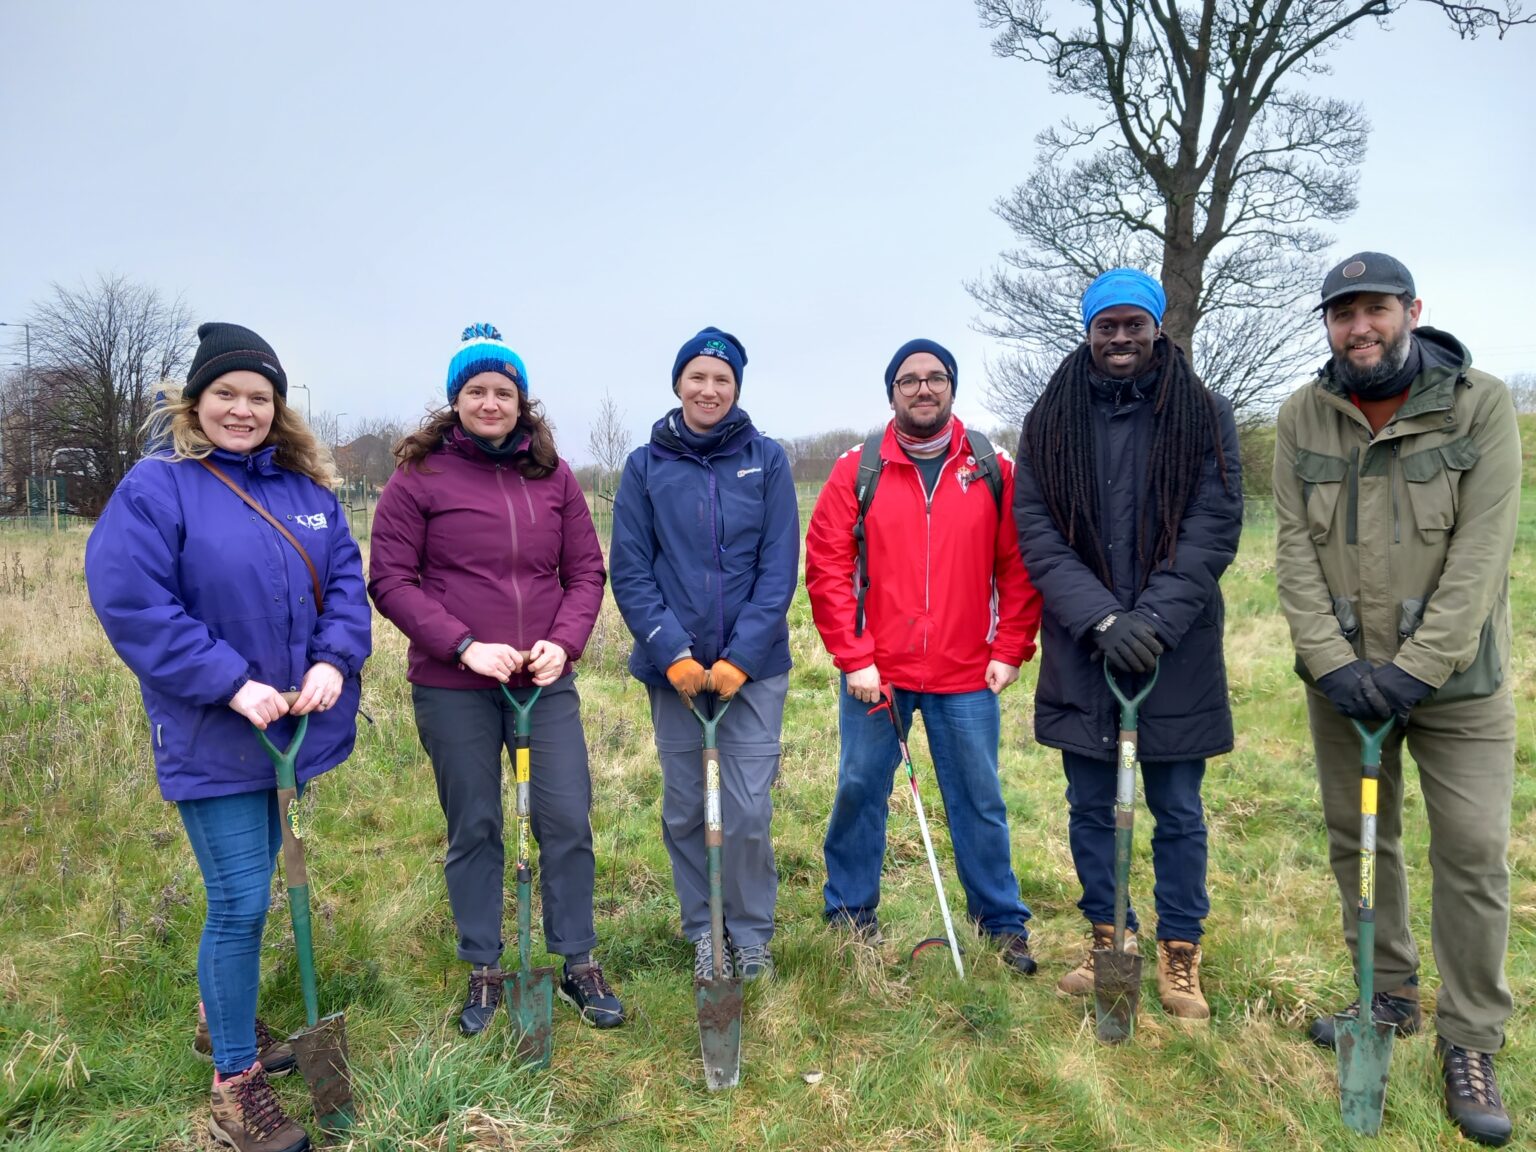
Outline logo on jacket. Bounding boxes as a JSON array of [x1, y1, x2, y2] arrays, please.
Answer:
[[737, 466, 762, 478], [295, 513, 329, 530]]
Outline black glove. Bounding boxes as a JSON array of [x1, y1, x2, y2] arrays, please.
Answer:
[[1315, 659, 1391, 722], [1091, 612, 1164, 675], [1373, 662, 1434, 722]]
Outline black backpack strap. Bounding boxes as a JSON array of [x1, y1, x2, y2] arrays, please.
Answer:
[[851, 431, 884, 638], [966, 429, 1004, 513]]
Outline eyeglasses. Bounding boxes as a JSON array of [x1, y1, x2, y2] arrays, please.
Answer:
[[893, 372, 952, 397]]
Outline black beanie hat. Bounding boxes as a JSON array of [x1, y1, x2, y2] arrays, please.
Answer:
[[185, 322, 288, 400]]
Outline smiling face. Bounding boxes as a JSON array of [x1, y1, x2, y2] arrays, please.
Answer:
[[194, 370, 275, 453], [1087, 305, 1159, 379], [1325, 292, 1422, 392], [453, 372, 522, 443], [676, 354, 737, 433], [888, 351, 954, 437]]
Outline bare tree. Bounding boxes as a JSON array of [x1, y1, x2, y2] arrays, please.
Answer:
[[586, 390, 632, 500], [972, 0, 1529, 426], [337, 415, 411, 489], [27, 276, 195, 514], [1506, 371, 1536, 414]]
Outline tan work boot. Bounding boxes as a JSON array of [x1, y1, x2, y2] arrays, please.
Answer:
[[208, 1062, 310, 1152], [1157, 940, 1209, 1021], [195, 1003, 296, 1077], [1056, 923, 1137, 995]]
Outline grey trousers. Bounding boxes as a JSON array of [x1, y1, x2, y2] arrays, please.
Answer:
[[413, 673, 598, 965], [648, 674, 787, 948], [1307, 685, 1515, 1052]]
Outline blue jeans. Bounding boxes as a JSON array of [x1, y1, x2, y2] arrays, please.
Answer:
[[823, 681, 1030, 938], [1061, 751, 1208, 942], [178, 788, 286, 1075]]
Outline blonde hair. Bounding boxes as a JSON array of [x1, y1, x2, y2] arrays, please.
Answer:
[[143, 382, 339, 489]]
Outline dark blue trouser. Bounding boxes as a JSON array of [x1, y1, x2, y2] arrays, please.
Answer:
[[1061, 750, 1208, 943]]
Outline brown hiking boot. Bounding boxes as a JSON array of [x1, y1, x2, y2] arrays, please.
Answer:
[[1307, 981, 1421, 1049], [195, 1005, 296, 1077], [1057, 924, 1137, 995], [1439, 1038, 1512, 1147], [1156, 940, 1209, 1020], [209, 1062, 310, 1152]]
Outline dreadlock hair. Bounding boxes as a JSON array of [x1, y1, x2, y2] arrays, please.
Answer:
[[1022, 335, 1229, 592]]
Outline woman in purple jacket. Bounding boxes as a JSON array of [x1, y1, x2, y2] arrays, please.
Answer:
[[87, 322, 371, 1152], [369, 324, 622, 1035]]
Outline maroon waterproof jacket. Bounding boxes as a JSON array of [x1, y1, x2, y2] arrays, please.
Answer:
[[368, 428, 606, 689]]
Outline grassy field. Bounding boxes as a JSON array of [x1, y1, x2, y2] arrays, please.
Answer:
[[3, 450, 1536, 1150]]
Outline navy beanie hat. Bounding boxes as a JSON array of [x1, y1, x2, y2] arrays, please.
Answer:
[[447, 323, 528, 402], [671, 327, 747, 392], [884, 338, 958, 399], [185, 322, 287, 400]]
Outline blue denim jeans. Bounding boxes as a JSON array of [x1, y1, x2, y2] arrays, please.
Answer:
[[823, 681, 1030, 938], [178, 788, 286, 1075], [1061, 751, 1209, 942]]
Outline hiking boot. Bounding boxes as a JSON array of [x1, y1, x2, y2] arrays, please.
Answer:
[[1057, 924, 1138, 996], [694, 936, 736, 982], [1439, 1038, 1511, 1147], [994, 933, 1038, 976], [558, 961, 625, 1029], [1156, 940, 1209, 1021], [208, 1062, 309, 1152], [1307, 982, 1421, 1049], [459, 965, 503, 1036], [730, 940, 774, 982], [195, 1005, 296, 1078]]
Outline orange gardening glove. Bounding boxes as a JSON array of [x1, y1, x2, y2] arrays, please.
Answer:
[[707, 659, 749, 700], [666, 657, 709, 700]]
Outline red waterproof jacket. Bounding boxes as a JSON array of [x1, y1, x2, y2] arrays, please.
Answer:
[[805, 419, 1041, 694]]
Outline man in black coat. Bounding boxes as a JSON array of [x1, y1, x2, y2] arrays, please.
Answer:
[[1014, 268, 1243, 1020]]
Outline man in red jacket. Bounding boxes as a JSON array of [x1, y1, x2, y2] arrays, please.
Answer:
[[805, 338, 1043, 972]]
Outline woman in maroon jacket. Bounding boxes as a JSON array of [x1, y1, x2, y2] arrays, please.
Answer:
[[369, 324, 623, 1034]]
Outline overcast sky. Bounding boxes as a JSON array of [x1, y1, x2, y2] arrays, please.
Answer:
[[2, 1, 1532, 463]]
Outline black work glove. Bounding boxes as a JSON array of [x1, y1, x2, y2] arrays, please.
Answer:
[[1090, 611, 1164, 675], [1373, 662, 1434, 723], [1315, 659, 1391, 722]]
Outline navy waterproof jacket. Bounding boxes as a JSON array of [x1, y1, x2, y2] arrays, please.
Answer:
[[610, 409, 799, 687], [86, 448, 372, 801], [1014, 380, 1243, 762]]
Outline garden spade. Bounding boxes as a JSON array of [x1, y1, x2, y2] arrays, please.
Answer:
[[1336, 718, 1398, 1136], [686, 691, 742, 1091], [255, 696, 354, 1135], [1094, 660, 1158, 1045], [499, 679, 555, 1068]]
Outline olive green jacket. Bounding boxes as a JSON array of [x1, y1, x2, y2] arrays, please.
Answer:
[[1273, 328, 1520, 702]]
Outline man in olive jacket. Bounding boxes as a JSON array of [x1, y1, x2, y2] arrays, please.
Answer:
[[1274, 252, 1519, 1147]]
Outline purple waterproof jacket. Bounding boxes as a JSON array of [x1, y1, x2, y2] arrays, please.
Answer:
[[367, 428, 606, 689], [86, 448, 372, 801]]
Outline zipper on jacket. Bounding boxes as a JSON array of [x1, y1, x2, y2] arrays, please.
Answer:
[[494, 465, 526, 642], [1391, 442, 1401, 545], [1346, 446, 1360, 547], [707, 466, 726, 658]]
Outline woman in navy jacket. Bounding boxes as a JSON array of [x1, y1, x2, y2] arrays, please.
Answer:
[[609, 327, 799, 982], [86, 322, 370, 1152]]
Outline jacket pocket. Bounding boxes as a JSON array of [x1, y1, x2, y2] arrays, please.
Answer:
[[1429, 613, 1503, 705], [1295, 450, 1348, 544], [1400, 436, 1479, 544]]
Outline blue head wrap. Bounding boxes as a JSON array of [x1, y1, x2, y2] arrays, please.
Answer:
[[671, 327, 747, 392], [447, 323, 528, 402], [1081, 269, 1166, 330]]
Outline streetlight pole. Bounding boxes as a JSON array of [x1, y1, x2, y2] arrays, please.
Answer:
[[288, 380, 312, 423]]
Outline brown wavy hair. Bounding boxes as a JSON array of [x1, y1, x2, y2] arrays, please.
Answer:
[[393, 396, 559, 479], [142, 383, 338, 488]]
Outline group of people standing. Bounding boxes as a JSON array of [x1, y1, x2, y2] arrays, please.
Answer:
[[84, 249, 1519, 1152]]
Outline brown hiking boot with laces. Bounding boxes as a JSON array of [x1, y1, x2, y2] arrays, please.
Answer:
[[1439, 1038, 1512, 1147], [1156, 940, 1209, 1021], [1057, 923, 1137, 995], [194, 1004, 296, 1077], [209, 1062, 309, 1152]]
